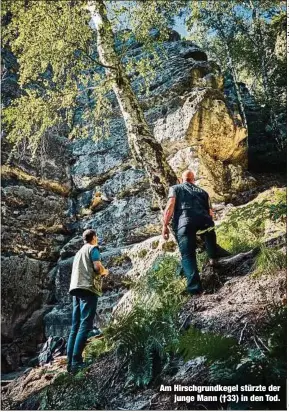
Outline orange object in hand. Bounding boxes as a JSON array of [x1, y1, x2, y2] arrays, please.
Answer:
[[99, 262, 109, 277]]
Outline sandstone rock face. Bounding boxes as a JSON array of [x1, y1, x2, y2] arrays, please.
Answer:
[[1, 183, 69, 260], [1, 135, 72, 372], [2, 38, 252, 372]]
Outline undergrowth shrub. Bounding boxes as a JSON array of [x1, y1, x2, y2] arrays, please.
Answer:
[[83, 337, 112, 363], [178, 327, 239, 363], [105, 255, 186, 387], [216, 188, 286, 254], [209, 302, 287, 409], [209, 347, 286, 389], [264, 303, 286, 361]]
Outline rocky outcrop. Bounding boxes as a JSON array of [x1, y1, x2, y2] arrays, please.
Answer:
[[1, 135, 72, 373], [2, 37, 254, 372]]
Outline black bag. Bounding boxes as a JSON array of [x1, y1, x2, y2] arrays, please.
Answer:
[[38, 336, 66, 366]]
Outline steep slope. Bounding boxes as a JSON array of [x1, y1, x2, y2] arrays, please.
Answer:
[[1, 187, 286, 410]]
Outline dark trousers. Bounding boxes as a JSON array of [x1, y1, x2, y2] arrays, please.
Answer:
[[67, 290, 98, 368], [176, 217, 217, 295]]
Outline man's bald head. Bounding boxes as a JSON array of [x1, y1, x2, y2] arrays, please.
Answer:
[[182, 170, 195, 183]]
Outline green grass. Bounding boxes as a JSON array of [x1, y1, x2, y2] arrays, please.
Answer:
[[216, 219, 263, 254], [83, 336, 113, 363], [252, 246, 286, 277], [216, 188, 286, 255]]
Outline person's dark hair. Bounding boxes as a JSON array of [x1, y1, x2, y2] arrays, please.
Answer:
[[82, 229, 96, 244]]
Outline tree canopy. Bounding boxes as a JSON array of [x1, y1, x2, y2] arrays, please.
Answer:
[[2, 0, 184, 154], [2, 0, 286, 157]]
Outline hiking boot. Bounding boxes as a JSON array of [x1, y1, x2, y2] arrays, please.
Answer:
[[215, 244, 231, 258], [189, 290, 203, 297]]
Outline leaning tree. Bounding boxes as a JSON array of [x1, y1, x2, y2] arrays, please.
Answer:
[[2, 0, 188, 209]]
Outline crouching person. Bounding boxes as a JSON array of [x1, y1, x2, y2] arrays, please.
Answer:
[[67, 229, 108, 373]]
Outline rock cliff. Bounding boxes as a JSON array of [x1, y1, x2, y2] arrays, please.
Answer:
[[2, 37, 256, 373]]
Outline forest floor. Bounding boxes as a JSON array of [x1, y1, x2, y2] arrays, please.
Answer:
[[2, 267, 286, 410]]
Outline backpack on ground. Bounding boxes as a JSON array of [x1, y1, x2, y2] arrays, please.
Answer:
[[38, 336, 66, 366]]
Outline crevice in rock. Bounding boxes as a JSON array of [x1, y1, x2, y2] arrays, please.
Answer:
[[182, 50, 208, 61]]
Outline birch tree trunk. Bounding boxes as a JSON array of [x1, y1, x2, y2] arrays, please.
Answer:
[[87, 0, 177, 210]]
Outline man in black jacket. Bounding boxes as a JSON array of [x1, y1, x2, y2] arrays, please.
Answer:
[[162, 170, 217, 295]]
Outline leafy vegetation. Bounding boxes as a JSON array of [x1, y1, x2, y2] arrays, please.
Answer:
[[216, 188, 286, 254], [105, 256, 185, 386], [264, 303, 287, 361], [252, 245, 286, 277], [187, 1, 286, 150], [209, 302, 286, 409], [178, 327, 239, 363], [2, 0, 183, 153], [196, 250, 209, 271], [83, 337, 112, 364]]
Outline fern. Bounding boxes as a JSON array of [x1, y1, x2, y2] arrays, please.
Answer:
[[216, 188, 286, 254], [105, 255, 185, 387], [178, 327, 239, 363], [209, 303, 287, 409]]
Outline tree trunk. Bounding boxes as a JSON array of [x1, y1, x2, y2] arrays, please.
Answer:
[[224, 41, 248, 131], [87, 0, 177, 210]]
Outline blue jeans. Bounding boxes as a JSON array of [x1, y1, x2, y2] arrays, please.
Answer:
[[176, 217, 217, 295], [67, 290, 98, 368]]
